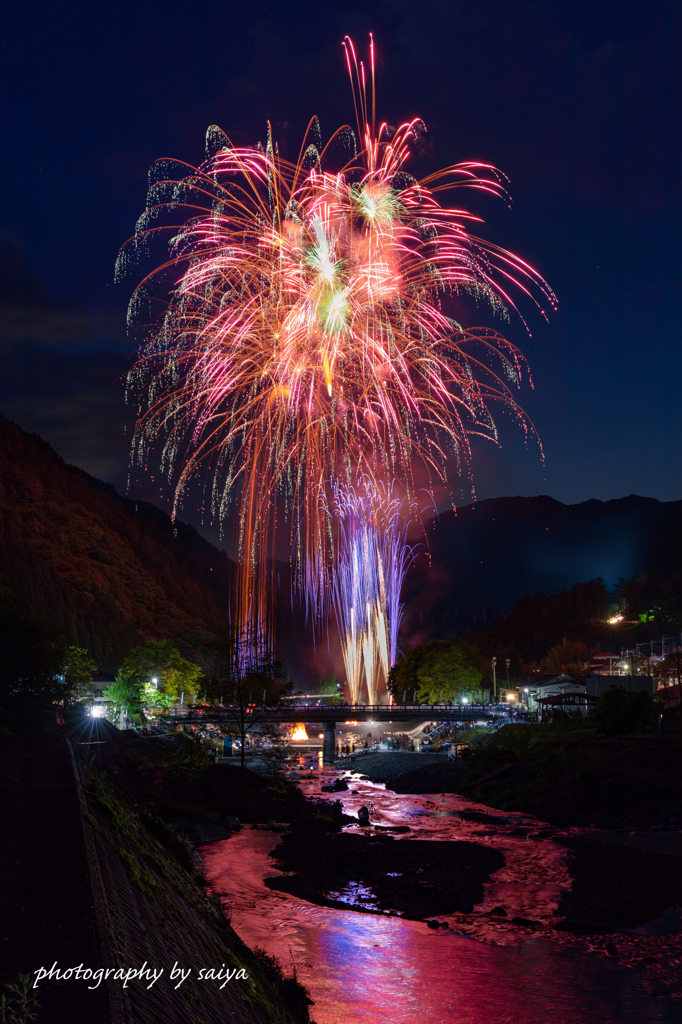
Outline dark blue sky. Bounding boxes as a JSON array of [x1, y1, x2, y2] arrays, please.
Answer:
[[1, 0, 680, 544]]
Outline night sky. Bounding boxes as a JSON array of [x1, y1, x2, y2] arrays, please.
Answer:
[[1, 0, 680, 547]]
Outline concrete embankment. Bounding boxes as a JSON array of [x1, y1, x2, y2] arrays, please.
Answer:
[[0, 717, 314, 1024], [334, 751, 465, 793], [0, 731, 109, 1023]]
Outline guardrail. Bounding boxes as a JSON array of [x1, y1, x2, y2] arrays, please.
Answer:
[[162, 703, 501, 724]]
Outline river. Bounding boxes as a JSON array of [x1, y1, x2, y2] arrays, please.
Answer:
[[201, 757, 682, 1024]]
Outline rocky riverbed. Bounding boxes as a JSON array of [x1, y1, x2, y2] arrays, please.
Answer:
[[202, 759, 682, 1021], [263, 754, 682, 1004], [265, 825, 504, 920]]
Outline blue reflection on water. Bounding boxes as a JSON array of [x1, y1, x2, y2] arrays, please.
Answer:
[[307, 909, 679, 1024], [326, 880, 379, 910]]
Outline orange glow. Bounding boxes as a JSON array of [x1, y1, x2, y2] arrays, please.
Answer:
[[291, 724, 309, 741]]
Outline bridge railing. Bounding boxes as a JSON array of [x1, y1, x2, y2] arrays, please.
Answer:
[[163, 703, 495, 715]]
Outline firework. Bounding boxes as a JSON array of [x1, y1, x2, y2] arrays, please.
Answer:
[[119, 36, 555, 648], [330, 478, 415, 704]]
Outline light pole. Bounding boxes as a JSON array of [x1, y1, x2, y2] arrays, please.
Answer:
[[491, 657, 497, 702]]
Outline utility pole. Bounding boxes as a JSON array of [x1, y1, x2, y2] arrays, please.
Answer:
[[676, 647, 682, 709], [506, 658, 510, 687], [491, 657, 497, 701]]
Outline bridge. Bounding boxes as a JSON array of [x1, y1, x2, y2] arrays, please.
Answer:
[[165, 703, 497, 764]]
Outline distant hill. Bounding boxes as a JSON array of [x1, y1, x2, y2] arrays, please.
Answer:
[[464, 579, 612, 667], [3, 411, 681, 679], [0, 415, 236, 671], [402, 493, 682, 641]]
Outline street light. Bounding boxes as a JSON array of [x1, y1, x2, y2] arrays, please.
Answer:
[[152, 677, 158, 689], [491, 657, 497, 701]]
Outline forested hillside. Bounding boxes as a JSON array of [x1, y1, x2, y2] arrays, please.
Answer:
[[0, 415, 235, 670]]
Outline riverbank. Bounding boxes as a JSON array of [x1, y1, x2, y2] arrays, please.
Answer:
[[456, 725, 682, 829], [342, 729, 682, 830], [334, 751, 466, 793], [102, 724, 682, 1005], [0, 714, 319, 1024], [557, 834, 682, 932]]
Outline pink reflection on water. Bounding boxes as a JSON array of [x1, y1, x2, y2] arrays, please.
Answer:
[[298, 768, 572, 928], [202, 829, 664, 1024]]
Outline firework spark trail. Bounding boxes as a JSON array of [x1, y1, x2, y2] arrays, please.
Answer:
[[119, 37, 555, 652], [331, 478, 415, 703]]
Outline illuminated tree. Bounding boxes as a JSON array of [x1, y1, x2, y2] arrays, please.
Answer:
[[388, 638, 483, 703], [120, 639, 203, 700]]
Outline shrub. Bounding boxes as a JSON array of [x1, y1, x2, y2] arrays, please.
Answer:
[[594, 687, 658, 736]]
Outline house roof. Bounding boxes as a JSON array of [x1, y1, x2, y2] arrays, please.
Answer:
[[536, 692, 599, 706], [528, 673, 584, 687]]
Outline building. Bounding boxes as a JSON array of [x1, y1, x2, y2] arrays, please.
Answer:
[[527, 671, 657, 721], [87, 671, 116, 708], [525, 673, 586, 711], [583, 653, 620, 676], [535, 691, 598, 722], [586, 674, 655, 698]]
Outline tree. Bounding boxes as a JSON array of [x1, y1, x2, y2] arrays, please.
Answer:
[[105, 674, 184, 725], [219, 674, 291, 767], [0, 578, 66, 706], [140, 685, 177, 715], [537, 638, 596, 676], [105, 669, 145, 724], [120, 639, 203, 700], [62, 646, 98, 698], [206, 620, 243, 688], [388, 639, 484, 704], [467, 578, 609, 664], [648, 650, 682, 688], [319, 674, 340, 695]]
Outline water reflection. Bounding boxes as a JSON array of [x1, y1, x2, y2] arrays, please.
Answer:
[[201, 763, 682, 1024], [326, 880, 381, 911], [300, 766, 572, 928]]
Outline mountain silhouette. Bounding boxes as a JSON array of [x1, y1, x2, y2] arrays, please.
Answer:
[[2, 411, 680, 679], [402, 494, 682, 640]]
